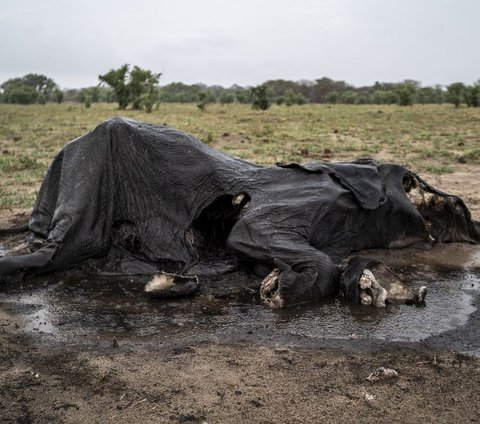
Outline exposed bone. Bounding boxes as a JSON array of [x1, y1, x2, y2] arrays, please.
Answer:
[[144, 273, 176, 293], [406, 181, 436, 209], [370, 278, 388, 307], [360, 290, 373, 305], [232, 193, 246, 206], [359, 269, 374, 289], [406, 185, 424, 207], [260, 268, 285, 308], [358, 268, 387, 307], [367, 367, 398, 381], [144, 272, 199, 298]]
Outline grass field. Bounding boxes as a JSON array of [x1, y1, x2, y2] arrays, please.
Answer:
[[1, 102, 479, 210]]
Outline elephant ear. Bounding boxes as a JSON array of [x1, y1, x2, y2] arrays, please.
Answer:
[[277, 161, 386, 210]]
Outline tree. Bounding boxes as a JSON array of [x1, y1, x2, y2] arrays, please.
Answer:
[[78, 87, 100, 107], [251, 85, 270, 110], [0, 74, 59, 104], [395, 82, 417, 106], [158, 82, 202, 103], [325, 92, 339, 104], [464, 84, 480, 107], [99, 65, 161, 110], [129, 66, 161, 110], [98, 64, 131, 109], [447, 82, 466, 108], [219, 92, 235, 104], [234, 88, 251, 104], [339, 91, 358, 104], [1, 84, 38, 104], [283, 89, 307, 106], [53, 89, 64, 104], [197, 91, 209, 111]]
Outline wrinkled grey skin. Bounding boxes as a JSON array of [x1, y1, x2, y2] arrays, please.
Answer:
[[0, 118, 478, 307]]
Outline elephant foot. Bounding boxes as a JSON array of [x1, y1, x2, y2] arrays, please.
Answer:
[[358, 269, 388, 307], [144, 272, 199, 298], [358, 267, 427, 307], [260, 268, 285, 308]]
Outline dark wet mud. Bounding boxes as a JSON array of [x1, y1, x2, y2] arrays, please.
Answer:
[[1, 243, 480, 356]]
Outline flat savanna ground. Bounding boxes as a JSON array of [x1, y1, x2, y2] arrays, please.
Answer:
[[1, 103, 480, 423]]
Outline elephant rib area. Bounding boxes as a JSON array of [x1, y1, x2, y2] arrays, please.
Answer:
[[25, 117, 258, 272]]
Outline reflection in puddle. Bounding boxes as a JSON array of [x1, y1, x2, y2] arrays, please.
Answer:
[[1, 266, 478, 353]]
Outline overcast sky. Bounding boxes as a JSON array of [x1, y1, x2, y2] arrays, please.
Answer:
[[1, 0, 479, 89]]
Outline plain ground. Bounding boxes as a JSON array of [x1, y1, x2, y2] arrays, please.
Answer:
[[1, 103, 480, 423]]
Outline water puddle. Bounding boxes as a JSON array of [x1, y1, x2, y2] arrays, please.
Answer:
[[1, 244, 479, 353]]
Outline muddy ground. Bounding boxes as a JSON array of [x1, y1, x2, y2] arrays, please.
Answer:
[[1, 171, 480, 423]]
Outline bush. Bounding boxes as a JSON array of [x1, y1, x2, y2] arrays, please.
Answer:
[[396, 83, 417, 106], [197, 91, 209, 111], [447, 82, 466, 108], [251, 85, 270, 110], [220, 92, 235, 104], [0, 74, 58, 104], [284, 90, 308, 106], [98, 65, 160, 110], [2, 84, 38, 104]]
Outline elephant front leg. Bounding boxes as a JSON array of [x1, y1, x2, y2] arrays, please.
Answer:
[[259, 258, 337, 308], [341, 257, 427, 307], [228, 221, 341, 307]]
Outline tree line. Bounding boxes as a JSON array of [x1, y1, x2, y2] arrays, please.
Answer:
[[1, 67, 479, 111]]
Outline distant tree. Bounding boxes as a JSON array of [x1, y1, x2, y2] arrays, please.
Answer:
[[234, 88, 251, 104], [219, 92, 235, 104], [339, 91, 358, 104], [251, 85, 270, 110], [372, 90, 392, 104], [395, 82, 417, 106], [37, 93, 47, 105], [99, 65, 160, 110], [129, 66, 161, 110], [0, 73, 59, 104], [84, 94, 93, 108], [96, 86, 115, 102], [22, 74, 57, 96], [464, 84, 479, 107], [158, 82, 202, 103], [447, 82, 466, 108], [283, 89, 307, 106], [141, 86, 159, 113], [1, 84, 38, 104], [197, 91, 209, 111], [78, 87, 99, 107], [98, 65, 131, 109], [325, 92, 339, 104], [53, 89, 64, 104], [63, 89, 80, 102]]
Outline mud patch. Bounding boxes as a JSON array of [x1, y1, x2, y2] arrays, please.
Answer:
[[1, 244, 479, 356]]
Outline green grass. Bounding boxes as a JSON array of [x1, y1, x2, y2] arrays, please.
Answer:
[[1, 102, 479, 210]]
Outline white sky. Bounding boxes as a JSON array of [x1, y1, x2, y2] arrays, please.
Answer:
[[1, 0, 479, 89]]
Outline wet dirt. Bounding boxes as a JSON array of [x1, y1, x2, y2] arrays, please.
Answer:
[[2, 199, 480, 422]]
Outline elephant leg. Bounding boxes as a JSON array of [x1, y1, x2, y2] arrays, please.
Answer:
[[341, 257, 427, 307], [227, 221, 341, 307], [0, 215, 71, 282]]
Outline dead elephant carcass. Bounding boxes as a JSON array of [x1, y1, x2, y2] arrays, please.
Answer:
[[0, 117, 478, 308]]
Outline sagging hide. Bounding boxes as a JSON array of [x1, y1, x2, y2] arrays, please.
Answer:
[[0, 117, 479, 308]]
